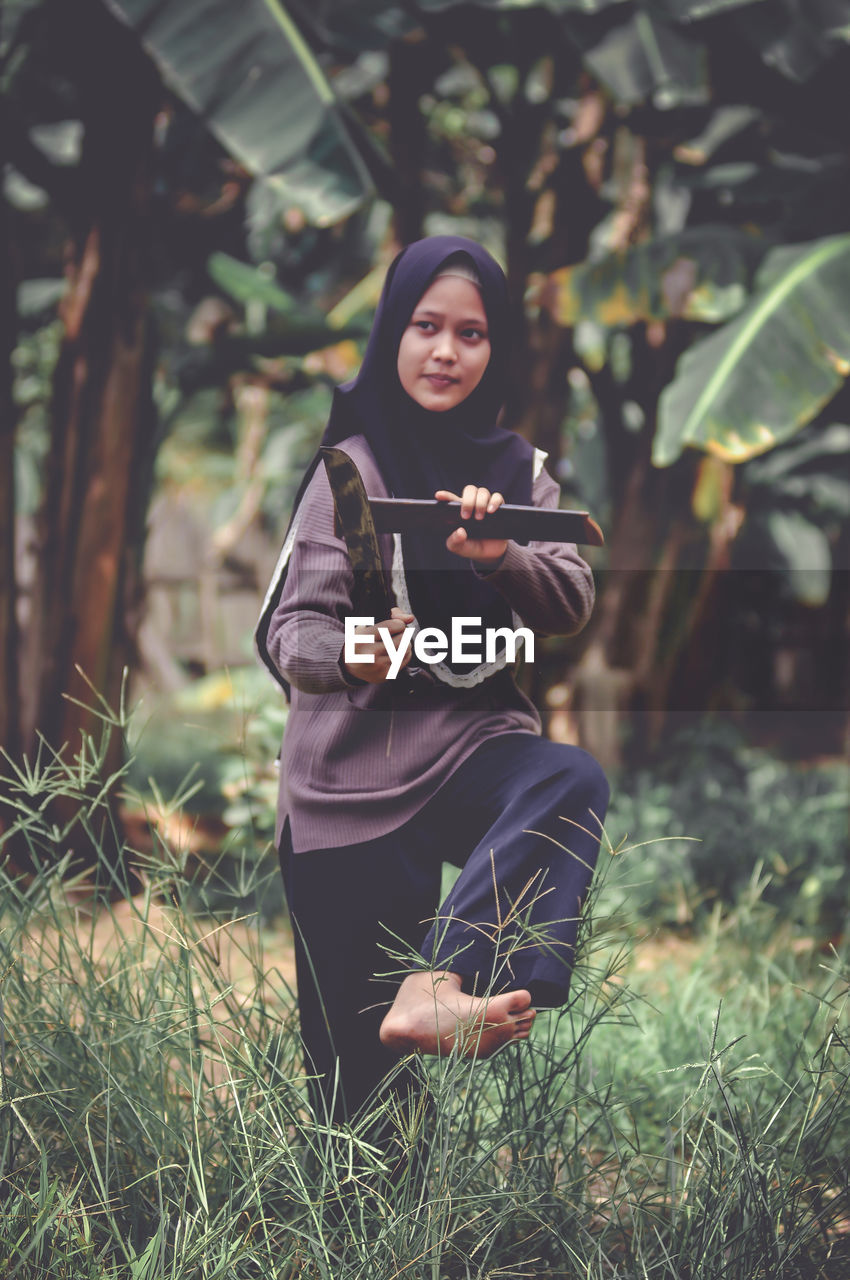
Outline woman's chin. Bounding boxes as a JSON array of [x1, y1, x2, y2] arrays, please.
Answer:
[[411, 388, 464, 412]]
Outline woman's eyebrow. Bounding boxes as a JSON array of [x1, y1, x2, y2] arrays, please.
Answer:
[[412, 307, 488, 325]]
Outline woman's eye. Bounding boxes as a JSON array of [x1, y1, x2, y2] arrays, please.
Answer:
[[462, 327, 487, 341], [414, 319, 436, 332]]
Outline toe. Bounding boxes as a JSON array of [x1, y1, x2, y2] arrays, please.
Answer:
[[508, 988, 533, 1012]]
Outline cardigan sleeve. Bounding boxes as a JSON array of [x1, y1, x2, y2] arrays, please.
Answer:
[[264, 465, 359, 695], [474, 466, 596, 636]]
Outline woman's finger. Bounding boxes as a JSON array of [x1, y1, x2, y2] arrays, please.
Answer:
[[473, 488, 491, 520], [446, 528, 507, 564], [461, 484, 479, 520]]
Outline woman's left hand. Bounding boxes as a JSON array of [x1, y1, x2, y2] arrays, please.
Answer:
[[435, 485, 508, 566]]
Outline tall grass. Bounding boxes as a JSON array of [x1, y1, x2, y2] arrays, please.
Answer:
[[0, 715, 848, 1277]]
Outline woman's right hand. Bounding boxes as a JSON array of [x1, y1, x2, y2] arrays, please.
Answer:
[[342, 607, 415, 683]]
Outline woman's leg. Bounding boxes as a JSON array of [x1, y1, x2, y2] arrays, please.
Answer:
[[279, 820, 441, 1122], [434, 735, 609, 1002], [380, 735, 609, 1052], [284, 735, 608, 1090]]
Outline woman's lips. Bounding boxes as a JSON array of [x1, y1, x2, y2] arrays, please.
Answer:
[[424, 373, 457, 387]]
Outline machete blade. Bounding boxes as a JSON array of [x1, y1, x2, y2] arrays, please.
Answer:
[[368, 498, 604, 546], [321, 446, 394, 621]]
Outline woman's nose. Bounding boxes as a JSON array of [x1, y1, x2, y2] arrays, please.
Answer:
[[432, 332, 457, 361]]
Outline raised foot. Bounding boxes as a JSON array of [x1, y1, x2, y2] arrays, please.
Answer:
[[379, 971, 535, 1058]]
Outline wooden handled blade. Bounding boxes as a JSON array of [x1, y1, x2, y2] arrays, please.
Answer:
[[368, 498, 604, 547], [321, 447, 394, 620]]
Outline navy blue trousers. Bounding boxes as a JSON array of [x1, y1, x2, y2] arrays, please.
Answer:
[[279, 733, 609, 1121]]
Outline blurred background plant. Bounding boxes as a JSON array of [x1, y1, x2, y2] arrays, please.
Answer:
[[602, 720, 850, 936]]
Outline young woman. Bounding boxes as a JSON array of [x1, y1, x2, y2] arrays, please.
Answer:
[[256, 236, 609, 1122]]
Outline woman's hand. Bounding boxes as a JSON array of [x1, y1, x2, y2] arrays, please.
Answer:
[[435, 485, 508, 566], [343, 607, 415, 683]]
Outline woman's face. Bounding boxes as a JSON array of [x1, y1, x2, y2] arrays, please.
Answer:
[[396, 275, 491, 412]]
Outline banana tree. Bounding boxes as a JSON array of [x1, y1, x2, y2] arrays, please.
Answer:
[[654, 235, 850, 467], [101, 0, 373, 226], [506, 0, 850, 754], [0, 0, 376, 875]]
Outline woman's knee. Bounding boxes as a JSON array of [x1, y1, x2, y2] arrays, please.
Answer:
[[544, 743, 610, 812], [576, 747, 610, 814]]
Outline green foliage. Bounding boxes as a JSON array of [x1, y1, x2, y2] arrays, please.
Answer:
[[126, 668, 287, 917], [207, 253, 304, 315], [0, 734, 848, 1276], [734, 422, 850, 604], [101, 0, 373, 225], [204, 251, 369, 355], [11, 318, 61, 516], [573, 6, 710, 108], [734, 0, 850, 81], [536, 226, 761, 331], [654, 235, 850, 466], [604, 722, 850, 930], [171, 668, 286, 842], [153, 379, 331, 539]]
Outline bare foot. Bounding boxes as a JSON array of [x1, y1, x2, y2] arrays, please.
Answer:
[[379, 971, 535, 1058]]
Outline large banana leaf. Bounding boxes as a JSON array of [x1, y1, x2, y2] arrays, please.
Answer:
[[573, 9, 709, 107], [206, 251, 369, 345], [416, 0, 627, 11], [743, 422, 850, 485], [207, 252, 302, 315], [734, 0, 850, 82], [0, 0, 41, 58], [533, 227, 761, 328], [100, 0, 372, 225], [675, 106, 761, 165], [653, 235, 850, 467], [659, 0, 764, 20], [739, 510, 833, 607]]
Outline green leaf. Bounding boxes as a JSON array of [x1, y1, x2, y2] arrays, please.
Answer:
[[536, 227, 761, 328], [658, 0, 764, 19], [203, 253, 369, 354], [0, 0, 41, 58], [743, 424, 850, 520], [314, 3, 417, 55], [207, 253, 299, 314], [3, 166, 47, 210], [417, 0, 629, 11], [762, 511, 832, 606], [675, 106, 762, 165], [811, 0, 850, 41], [744, 423, 850, 483], [17, 279, 66, 317], [29, 120, 83, 166], [653, 235, 850, 466], [579, 10, 709, 107], [771, 473, 850, 519], [734, 0, 840, 82], [100, 0, 373, 224]]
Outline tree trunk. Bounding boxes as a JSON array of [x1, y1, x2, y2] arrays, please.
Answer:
[[388, 32, 434, 246], [21, 2, 160, 879]]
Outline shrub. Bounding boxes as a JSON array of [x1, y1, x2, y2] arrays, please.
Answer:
[[604, 721, 849, 931]]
